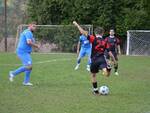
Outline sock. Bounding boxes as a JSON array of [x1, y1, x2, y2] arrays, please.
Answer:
[[77, 58, 81, 64], [12, 66, 27, 76], [92, 82, 98, 93], [24, 70, 31, 83], [87, 58, 91, 65], [114, 63, 118, 72]]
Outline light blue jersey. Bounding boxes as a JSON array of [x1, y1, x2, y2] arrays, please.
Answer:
[[17, 29, 35, 53], [9, 24, 37, 85], [80, 35, 91, 48], [77, 34, 91, 66], [16, 28, 35, 66]]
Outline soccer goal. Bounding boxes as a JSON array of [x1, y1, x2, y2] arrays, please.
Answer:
[[126, 30, 150, 56], [15, 24, 93, 52]]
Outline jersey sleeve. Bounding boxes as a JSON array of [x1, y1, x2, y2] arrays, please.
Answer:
[[116, 38, 120, 45], [87, 35, 95, 43]]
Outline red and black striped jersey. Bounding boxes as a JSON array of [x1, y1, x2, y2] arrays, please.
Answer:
[[87, 35, 110, 58], [105, 36, 120, 51]]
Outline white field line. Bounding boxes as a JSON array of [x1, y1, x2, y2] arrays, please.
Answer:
[[3, 52, 76, 55], [34, 58, 72, 64], [0, 58, 72, 66], [32, 52, 75, 55]]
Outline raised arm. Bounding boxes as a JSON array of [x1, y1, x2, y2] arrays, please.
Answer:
[[73, 21, 88, 37]]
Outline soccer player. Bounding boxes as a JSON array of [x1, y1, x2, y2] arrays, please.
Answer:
[[9, 22, 40, 86], [74, 34, 91, 71], [73, 21, 116, 95], [105, 29, 121, 75]]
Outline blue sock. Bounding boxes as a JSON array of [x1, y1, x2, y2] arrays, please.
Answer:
[[77, 58, 81, 64], [12, 66, 27, 76], [87, 58, 91, 65], [24, 70, 31, 83]]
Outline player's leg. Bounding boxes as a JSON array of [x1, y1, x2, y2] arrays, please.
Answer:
[[9, 52, 33, 85], [74, 48, 86, 70], [112, 52, 119, 75], [91, 73, 99, 94], [9, 52, 29, 82], [22, 53, 33, 85], [104, 50, 112, 69], [114, 63, 119, 75], [100, 55, 112, 77], [90, 58, 100, 94], [102, 68, 111, 77], [86, 48, 91, 71]]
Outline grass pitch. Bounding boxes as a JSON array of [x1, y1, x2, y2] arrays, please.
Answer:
[[0, 53, 150, 113]]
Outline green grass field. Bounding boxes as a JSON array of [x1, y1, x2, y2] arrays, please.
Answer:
[[0, 53, 150, 113]]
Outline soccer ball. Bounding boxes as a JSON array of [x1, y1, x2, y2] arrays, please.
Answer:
[[99, 86, 109, 95]]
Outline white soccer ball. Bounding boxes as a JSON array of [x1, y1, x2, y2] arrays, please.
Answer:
[[99, 86, 109, 95]]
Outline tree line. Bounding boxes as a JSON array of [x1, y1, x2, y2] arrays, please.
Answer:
[[1, 0, 149, 52], [25, 0, 150, 52], [27, 0, 150, 37]]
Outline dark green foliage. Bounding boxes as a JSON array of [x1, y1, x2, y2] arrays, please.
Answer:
[[26, 0, 150, 52], [27, 0, 62, 24], [34, 25, 81, 52]]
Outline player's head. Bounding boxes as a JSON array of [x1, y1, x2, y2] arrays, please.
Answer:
[[109, 29, 115, 36], [94, 27, 104, 36], [28, 21, 37, 32]]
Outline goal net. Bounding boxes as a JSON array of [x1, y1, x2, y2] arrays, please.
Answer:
[[126, 30, 150, 56], [16, 25, 93, 53]]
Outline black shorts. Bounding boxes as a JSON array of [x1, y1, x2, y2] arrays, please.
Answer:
[[105, 51, 118, 61], [90, 55, 108, 73]]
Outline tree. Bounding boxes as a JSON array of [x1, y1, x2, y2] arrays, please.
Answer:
[[27, 0, 62, 24], [26, 0, 150, 52]]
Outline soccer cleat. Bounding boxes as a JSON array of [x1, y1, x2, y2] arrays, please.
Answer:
[[114, 72, 119, 76], [92, 88, 100, 95], [86, 65, 90, 71], [9, 71, 14, 82], [93, 91, 99, 95], [106, 64, 112, 73], [107, 64, 112, 69], [74, 64, 80, 70], [23, 82, 33, 86]]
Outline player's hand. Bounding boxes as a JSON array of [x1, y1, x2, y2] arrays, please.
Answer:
[[37, 44, 41, 49], [73, 21, 78, 26]]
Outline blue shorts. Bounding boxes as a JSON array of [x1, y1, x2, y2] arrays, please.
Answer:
[[79, 47, 91, 58], [17, 51, 32, 66]]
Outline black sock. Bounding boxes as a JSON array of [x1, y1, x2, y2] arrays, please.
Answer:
[[93, 82, 97, 88], [92, 82, 98, 93], [114, 64, 118, 72]]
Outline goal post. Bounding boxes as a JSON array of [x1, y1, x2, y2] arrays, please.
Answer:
[[15, 24, 93, 52], [126, 30, 150, 56]]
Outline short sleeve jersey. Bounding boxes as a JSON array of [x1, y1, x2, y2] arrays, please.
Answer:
[[79, 34, 91, 48], [17, 29, 35, 53], [87, 35, 110, 58], [105, 36, 120, 52]]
